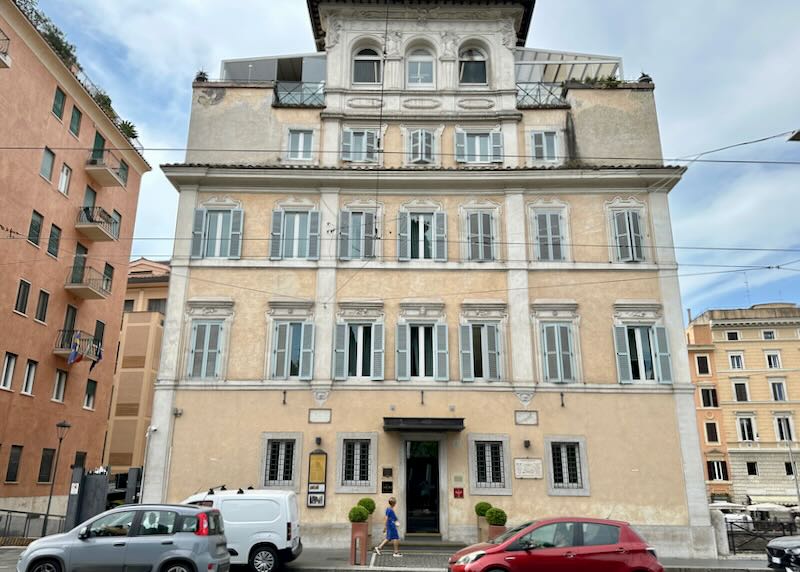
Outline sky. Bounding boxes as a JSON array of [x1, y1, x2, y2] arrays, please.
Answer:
[[38, 0, 800, 318]]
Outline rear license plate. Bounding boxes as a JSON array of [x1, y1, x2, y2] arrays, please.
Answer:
[[773, 556, 783, 564]]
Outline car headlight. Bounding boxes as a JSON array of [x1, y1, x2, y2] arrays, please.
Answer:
[[456, 550, 486, 565], [787, 547, 800, 555]]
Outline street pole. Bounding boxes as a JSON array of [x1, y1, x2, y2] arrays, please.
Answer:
[[788, 439, 800, 509], [43, 420, 71, 536]]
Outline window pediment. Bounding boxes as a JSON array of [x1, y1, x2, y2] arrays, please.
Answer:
[[613, 300, 662, 322], [268, 298, 314, 319], [531, 299, 578, 319], [399, 299, 445, 320], [198, 196, 242, 210], [338, 299, 384, 320], [186, 298, 234, 318], [461, 299, 507, 321]]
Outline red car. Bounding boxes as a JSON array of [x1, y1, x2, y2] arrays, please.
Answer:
[[448, 517, 663, 572]]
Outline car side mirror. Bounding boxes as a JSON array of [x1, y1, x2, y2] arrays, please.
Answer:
[[78, 527, 89, 540]]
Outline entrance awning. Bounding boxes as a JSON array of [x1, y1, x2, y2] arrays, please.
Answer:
[[749, 495, 800, 505], [383, 417, 465, 432]]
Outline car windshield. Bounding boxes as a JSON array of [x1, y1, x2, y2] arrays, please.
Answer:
[[489, 521, 535, 544]]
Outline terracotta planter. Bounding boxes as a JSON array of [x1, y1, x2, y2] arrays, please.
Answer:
[[487, 524, 507, 541], [477, 515, 489, 542], [350, 521, 369, 565], [367, 514, 373, 539]]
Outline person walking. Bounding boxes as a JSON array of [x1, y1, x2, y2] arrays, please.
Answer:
[[374, 497, 401, 557]]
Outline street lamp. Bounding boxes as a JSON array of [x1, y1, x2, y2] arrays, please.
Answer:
[[43, 420, 71, 535]]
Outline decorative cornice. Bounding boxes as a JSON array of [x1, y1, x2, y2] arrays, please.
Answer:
[[338, 299, 385, 320], [268, 298, 315, 319], [186, 297, 235, 317], [461, 299, 507, 320], [399, 299, 446, 319], [613, 300, 662, 321], [531, 299, 579, 317]]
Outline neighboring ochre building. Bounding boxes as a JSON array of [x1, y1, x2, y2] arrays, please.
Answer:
[[143, 0, 715, 557], [0, 0, 150, 514], [688, 303, 800, 506], [103, 259, 169, 490]]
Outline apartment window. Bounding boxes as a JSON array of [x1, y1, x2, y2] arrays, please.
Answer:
[[288, 130, 313, 160], [397, 211, 446, 261], [52, 370, 67, 402], [533, 210, 565, 261], [190, 208, 243, 259], [746, 462, 758, 476], [21, 360, 36, 395], [707, 460, 728, 481], [459, 323, 501, 381], [332, 322, 384, 380], [726, 331, 740, 341], [37, 448, 56, 483], [466, 211, 495, 261], [5, 445, 23, 482], [705, 422, 719, 443], [40, 148, 55, 180], [407, 129, 434, 164], [531, 131, 558, 161], [396, 323, 448, 381], [83, 380, 97, 410], [787, 462, 796, 476], [540, 322, 576, 383], [763, 330, 776, 340], [14, 280, 31, 314], [459, 48, 487, 84], [338, 210, 377, 260], [342, 439, 371, 486], [455, 130, 503, 163], [611, 210, 644, 262], [551, 442, 583, 489], [269, 210, 321, 260], [733, 381, 749, 402], [123, 299, 134, 312], [146, 298, 166, 315], [69, 106, 82, 136], [700, 387, 718, 408], [52, 87, 66, 118], [772, 380, 787, 402], [696, 355, 710, 376], [407, 49, 434, 87], [341, 129, 379, 162], [271, 322, 314, 380], [28, 211, 43, 245], [613, 325, 671, 383], [188, 320, 223, 378], [1, 353, 17, 390], [738, 417, 756, 442], [74, 451, 86, 469], [353, 48, 382, 84], [35, 290, 49, 323], [776, 416, 794, 442], [729, 352, 744, 370], [119, 160, 129, 185], [47, 225, 61, 257], [264, 439, 295, 486], [766, 351, 782, 369], [58, 163, 72, 195], [475, 441, 505, 488]]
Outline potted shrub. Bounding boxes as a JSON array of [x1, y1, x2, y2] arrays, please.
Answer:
[[485, 507, 507, 541], [348, 505, 370, 565], [194, 70, 209, 83], [358, 498, 377, 539], [475, 501, 492, 542]]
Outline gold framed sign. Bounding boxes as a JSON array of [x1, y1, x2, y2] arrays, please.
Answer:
[[307, 450, 327, 508]]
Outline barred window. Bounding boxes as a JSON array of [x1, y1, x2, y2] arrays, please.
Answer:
[[265, 439, 295, 486], [475, 441, 505, 488], [342, 439, 370, 486], [551, 442, 582, 489]]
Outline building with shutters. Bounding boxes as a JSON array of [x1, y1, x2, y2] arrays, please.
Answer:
[[0, 0, 149, 515], [687, 303, 800, 507], [143, 0, 715, 557]]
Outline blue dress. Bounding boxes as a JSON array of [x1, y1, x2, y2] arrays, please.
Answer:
[[385, 507, 399, 540]]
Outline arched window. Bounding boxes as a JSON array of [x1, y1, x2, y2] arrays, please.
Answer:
[[459, 48, 487, 85], [353, 48, 382, 84], [407, 48, 434, 87]]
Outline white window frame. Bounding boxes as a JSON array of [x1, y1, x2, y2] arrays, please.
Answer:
[[52, 369, 67, 402], [406, 48, 435, 88], [184, 299, 234, 381], [726, 330, 740, 341], [736, 415, 757, 442], [407, 128, 434, 164], [732, 379, 750, 402], [335, 432, 378, 493], [21, 360, 36, 395], [762, 330, 776, 340], [775, 415, 796, 443], [545, 435, 590, 496], [610, 208, 645, 262], [58, 163, 72, 195], [771, 379, 787, 402], [728, 351, 745, 370], [352, 47, 382, 85], [530, 130, 559, 163], [260, 432, 303, 492], [708, 460, 728, 482], [699, 386, 718, 408], [455, 127, 503, 164], [766, 350, 782, 369], [341, 127, 381, 163], [616, 325, 663, 383], [407, 323, 437, 379], [705, 421, 720, 444], [1, 353, 17, 391], [458, 47, 488, 85], [287, 129, 314, 161], [461, 203, 499, 262], [530, 205, 569, 262], [467, 433, 511, 495], [695, 354, 711, 376], [83, 379, 97, 410]]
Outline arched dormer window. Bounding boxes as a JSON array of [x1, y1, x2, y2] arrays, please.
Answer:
[[459, 47, 487, 85], [407, 48, 434, 87], [353, 48, 382, 84]]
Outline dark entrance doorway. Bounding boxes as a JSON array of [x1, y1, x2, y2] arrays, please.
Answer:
[[406, 441, 439, 533]]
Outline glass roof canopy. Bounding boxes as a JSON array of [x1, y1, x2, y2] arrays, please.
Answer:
[[514, 47, 622, 84]]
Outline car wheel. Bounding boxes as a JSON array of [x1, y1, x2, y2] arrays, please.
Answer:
[[163, 564, 192, 572], [30, 560, 61, 572], [250, 545, 279, 572]]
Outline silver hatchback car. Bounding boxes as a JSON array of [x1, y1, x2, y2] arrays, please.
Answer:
[[17, 504, 229, 572]]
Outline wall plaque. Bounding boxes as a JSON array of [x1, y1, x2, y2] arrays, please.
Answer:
[[308, 409, 331, 423], [514, 458, 543, 479], [382, 481, 393, 494], [514, 410, 539, 425]]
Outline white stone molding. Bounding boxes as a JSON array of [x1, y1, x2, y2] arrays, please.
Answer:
[[341, 197, 385, 257], [612, 300, 663, 324], [530, 300, 583, 384], [544, 435, 591, 496], [281, 125, 322, 166], [313, 389, 330, 406], [440, 30, 459, 59], [259, 432, 303, 492], [182, 298, 235, 381], [459, 198, 502, 262], [346, 97, 385, 109], [467, 433, 512, 496], [198, 195, 242, 210], [399, 197, 444, 212], [604, 195, 649, 263], [457, 98, 495, 110], [531, 299, 579, 319], [267, 298, 315, 319], [186, 297, 235, 317], [324, 16, 343, 48], [500, 19, 517, 49], [460, 299, 507, 322], [274, 196, 318, 212], [514, 389, 535, 407], [337, 299, 385, 321], [402, 98, 442, 110], [527, 198, 572, 262], [398, 299, 446, 320]]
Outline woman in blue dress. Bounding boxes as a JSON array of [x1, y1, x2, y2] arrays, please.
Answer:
[[374, 496, 401, 557]]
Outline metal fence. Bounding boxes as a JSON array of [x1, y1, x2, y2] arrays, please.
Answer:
[[0, 27, 9, 56], [273, 81, 326, 107], [0, 509, 65, 540], [516, 82, 568, 108], [728, 520, 796, 554]]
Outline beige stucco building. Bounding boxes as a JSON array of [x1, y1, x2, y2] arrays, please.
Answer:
[[143, 0, 715, 558], [688, 303, 800, 506]]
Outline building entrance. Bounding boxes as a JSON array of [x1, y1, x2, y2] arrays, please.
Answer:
[[405, 441, 439, 533]]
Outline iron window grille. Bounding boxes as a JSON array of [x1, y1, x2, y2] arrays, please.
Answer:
[[265, 439, 295, 486], [342, 439, 370, 486], [551, 442, 583, 489], [475, 441, 505, 488]]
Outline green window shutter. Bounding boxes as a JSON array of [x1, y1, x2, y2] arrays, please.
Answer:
[[338, 211, 350, 260], [614, 211, 632, 262], [272, 322, 289, 379], [396, 323, 409, 381], [409, 129, 421, 162], [455, 131, 466, 162], [435, 323, 449, 381], [423, 130, 434, 162], [459, 324, 474, 382], [188, 323, 201, 377], [614, 326, 633, 384], [342, 130, 352, 161], [299, 322, 315, 380], [190, 209, 205, 259], [490, 131, 503, 163], [307, 211, 321, 261], [486, 324, 500, 380], [207, 323, 222, 378], [434, 212, 447, 261], [371, 322, 384, 380], [397, 211, 410, 261], [481, 212, 493, 261], [532, 132, 544, 160], [363, 211, 376, 258], [653, 326, 672, 384], [229, 209, 243, 259], [333, 323, 347, 380], [269, 211, 283, 260]]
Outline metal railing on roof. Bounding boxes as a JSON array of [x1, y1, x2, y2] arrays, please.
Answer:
[[273, 81, 325, 108], [0, 27, 9, 56], [516, 82, 568, 108]]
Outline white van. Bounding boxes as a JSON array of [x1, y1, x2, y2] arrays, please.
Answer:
[[183, 489, 302, 572]]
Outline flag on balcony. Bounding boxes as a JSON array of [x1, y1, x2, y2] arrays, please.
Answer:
[[89, 343, 103, 372], [67, 332, 83, 365]]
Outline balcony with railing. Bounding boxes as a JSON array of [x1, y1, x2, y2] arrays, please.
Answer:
[[65, 265, 112, 299], [0, 26, 10, 68], [85, 149, 127, 188], [53, 330, 100, 361], [273, 81, 326, 108], [75, 207, 119, 241], [516, 83, 568, 108]]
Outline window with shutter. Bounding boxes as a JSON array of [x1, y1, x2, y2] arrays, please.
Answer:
[[288, 130, 313, 160], [533, 210, 566, 261], [192, 208, 244, 259], [457, 132, 499, 163], [462, 323, 502, 381], [336, 323, 380, 379], [408, 129, 434, 164], [531, 131, 558, 161], [615, 325, 665, 383], [188, 320, 223, 379], [541, 323, 576, 383], [612, 210, 645, 262], [272, 322, 314, 381], [466, 211, 494, 261], [342, 129, 380, 163], [341, 211, 377, 260]]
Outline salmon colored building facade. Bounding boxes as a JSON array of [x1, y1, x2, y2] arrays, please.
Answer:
[[0, 0, 150, 515]]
